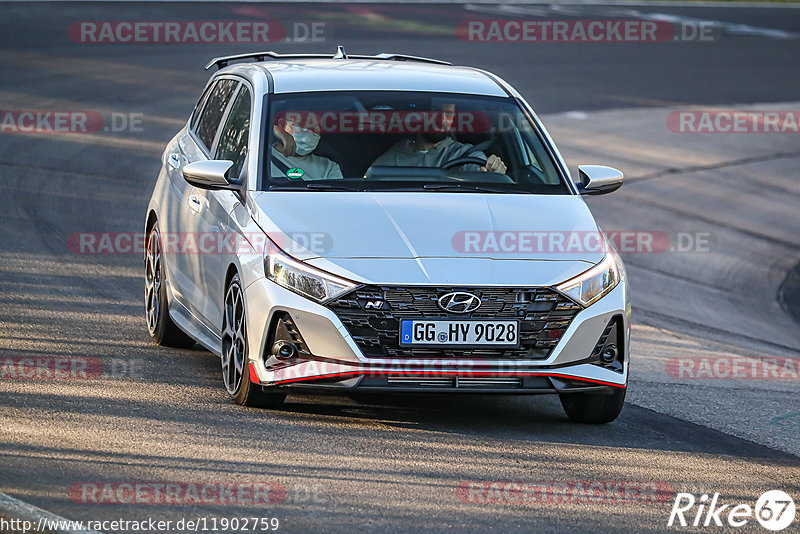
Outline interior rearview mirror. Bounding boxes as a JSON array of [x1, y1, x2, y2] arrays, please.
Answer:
[[576, 165, 624, 195]]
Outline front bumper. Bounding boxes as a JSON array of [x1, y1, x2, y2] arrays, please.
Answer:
[[242, 275, 630, 392]]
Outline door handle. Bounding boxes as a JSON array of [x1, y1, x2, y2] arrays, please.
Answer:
[[188, 194, 202, 213], [168, 153, 181, 169]]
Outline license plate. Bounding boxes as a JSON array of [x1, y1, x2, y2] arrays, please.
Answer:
[[399, 320, 520, 347]]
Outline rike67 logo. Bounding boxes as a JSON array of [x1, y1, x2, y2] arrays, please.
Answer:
[[668, 490, 796, 531]]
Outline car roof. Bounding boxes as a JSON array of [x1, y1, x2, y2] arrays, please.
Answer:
[[223, 59, 509, 97]]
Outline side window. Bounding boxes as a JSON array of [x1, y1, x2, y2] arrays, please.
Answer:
[[194, 78, 237, 151], [215, 86, 251, 180], [190, 85, 212, 130]]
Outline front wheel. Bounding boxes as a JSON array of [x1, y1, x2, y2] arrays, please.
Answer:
[[559, 387, 626, 424], [221, 273, 286, 408]]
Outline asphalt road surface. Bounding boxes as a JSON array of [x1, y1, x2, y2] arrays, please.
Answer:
[[0, 2, 799, 533]]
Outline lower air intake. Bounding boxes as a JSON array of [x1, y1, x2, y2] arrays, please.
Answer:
[[383, 376, 523, 388]]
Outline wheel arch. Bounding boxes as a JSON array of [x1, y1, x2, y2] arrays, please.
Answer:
[[225, 263, 240, 291], [145, 209, 158, 234]]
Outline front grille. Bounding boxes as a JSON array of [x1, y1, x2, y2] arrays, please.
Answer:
[[326, 286, 581, 360]]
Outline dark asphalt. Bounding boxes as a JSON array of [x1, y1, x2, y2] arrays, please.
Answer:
[[0, 2, 798, 113]]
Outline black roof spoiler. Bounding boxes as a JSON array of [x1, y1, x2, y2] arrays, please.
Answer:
[[204, 45, 451, 70]]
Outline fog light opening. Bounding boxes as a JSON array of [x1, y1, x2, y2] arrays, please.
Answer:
[[600, 344, 618, 363], [272, 340, 298, 360]]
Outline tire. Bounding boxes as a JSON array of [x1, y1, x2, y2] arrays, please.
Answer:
[[559, 387, 626, 424], [145, 223, 195, 348], [222, 273, 286, 408]]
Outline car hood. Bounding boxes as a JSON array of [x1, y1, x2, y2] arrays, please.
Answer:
[[250, 191, 605, 283]]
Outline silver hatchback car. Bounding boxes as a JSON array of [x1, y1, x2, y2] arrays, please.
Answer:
[[145, 48, 630, 423]]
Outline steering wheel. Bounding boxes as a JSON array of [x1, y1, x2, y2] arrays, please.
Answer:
[[441, 138, 495, 170], [441, 155, 487, 170]]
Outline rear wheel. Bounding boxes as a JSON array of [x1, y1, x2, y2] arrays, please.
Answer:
[[145, 224, 194, 348], [560, 387, 626, 424], [222, 273, 286, 408]]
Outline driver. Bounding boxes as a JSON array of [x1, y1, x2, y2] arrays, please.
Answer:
[[271, 118, 342, 180], [369, 102, 507, 174]]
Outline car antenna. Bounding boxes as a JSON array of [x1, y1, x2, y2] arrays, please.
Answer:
[[333, 45, 348, 60]]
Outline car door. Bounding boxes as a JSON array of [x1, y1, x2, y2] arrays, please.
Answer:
[[170, 77, 238, 326], [192, 82, 253, 335], [160, 79, 212, 314]]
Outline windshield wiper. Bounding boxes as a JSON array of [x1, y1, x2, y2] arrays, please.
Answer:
[[269, 182, 524, 193], [422, 183, 526, 194], [270, 183, 360, 192]]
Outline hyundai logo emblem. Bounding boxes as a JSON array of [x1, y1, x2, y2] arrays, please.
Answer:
[[437, 291, 481, 314]]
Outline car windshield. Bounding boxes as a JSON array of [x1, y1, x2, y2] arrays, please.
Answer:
[[262, 91, 570, 194]]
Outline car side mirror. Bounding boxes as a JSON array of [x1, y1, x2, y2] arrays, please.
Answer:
[[182, 160, 238, 190], [576, 165, 624, 195]]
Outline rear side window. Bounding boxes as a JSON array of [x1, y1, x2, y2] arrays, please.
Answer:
[[194, 78, 237, 151], [215, 86, 251, 180]]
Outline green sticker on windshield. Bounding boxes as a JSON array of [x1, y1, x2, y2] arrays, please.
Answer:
[[287, 167, 304, 179]]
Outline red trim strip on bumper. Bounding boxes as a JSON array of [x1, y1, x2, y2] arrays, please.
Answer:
[[249, 362, 261, 384], [268, 370, 626, 389]]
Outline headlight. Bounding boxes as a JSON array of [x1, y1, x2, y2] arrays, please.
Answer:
[[264, 238, 358, 303], [556, 253, 620, 307]]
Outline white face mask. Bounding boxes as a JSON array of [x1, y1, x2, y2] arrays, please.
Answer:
[[291, 130, 320, 156]]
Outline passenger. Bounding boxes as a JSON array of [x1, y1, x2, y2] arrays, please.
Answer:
[[271, 119, 342, 180]]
